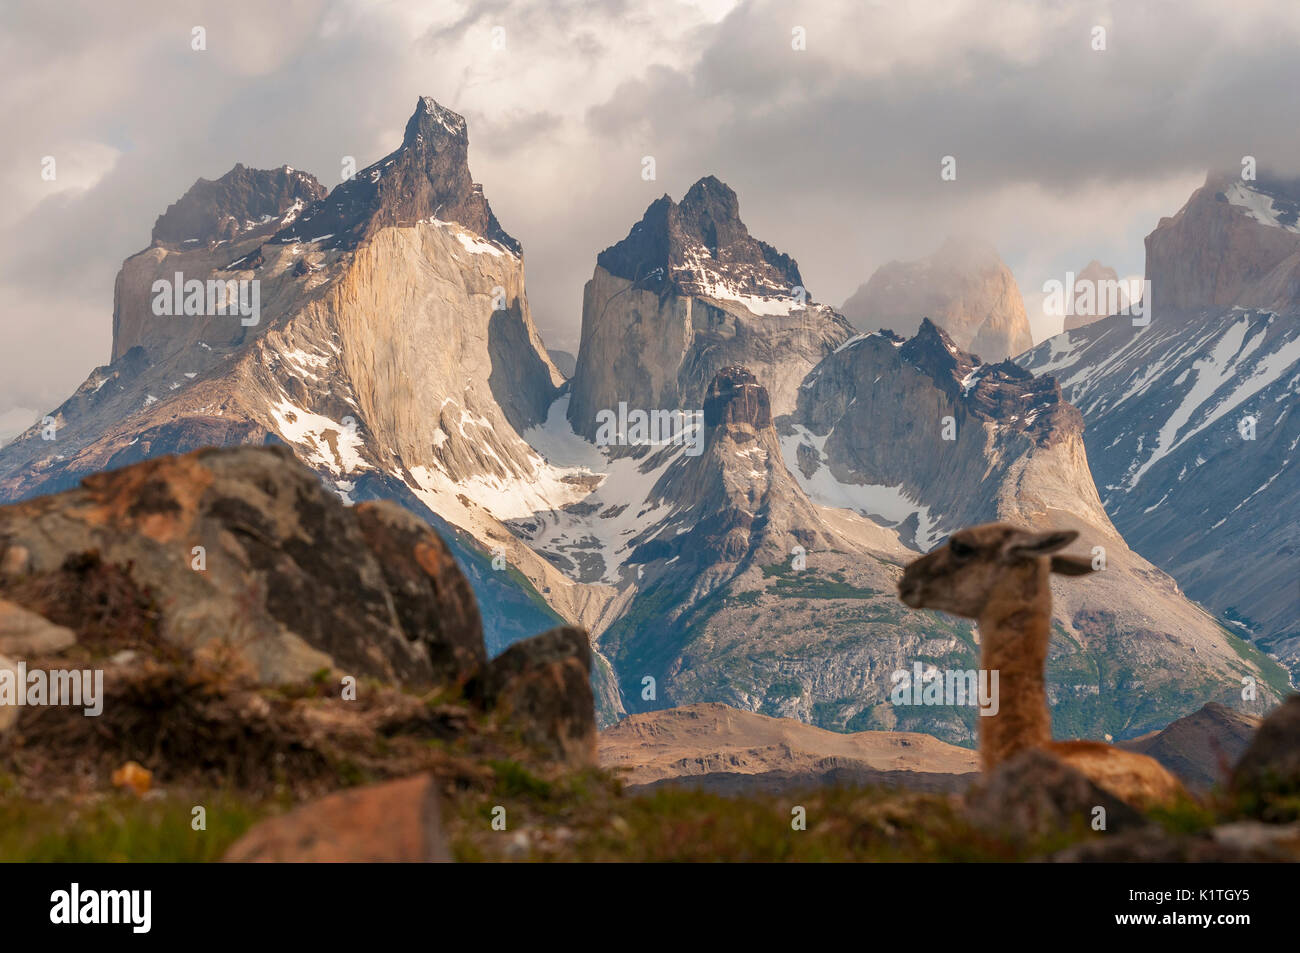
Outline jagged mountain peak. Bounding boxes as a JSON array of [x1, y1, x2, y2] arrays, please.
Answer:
[[151, 163, 326, 246], [405, 95, 470, 146], [273, 96, 519, 254], [596, 175, 804, 300]]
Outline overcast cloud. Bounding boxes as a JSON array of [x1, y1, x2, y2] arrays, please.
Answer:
[[3, 0, 1299, 427]]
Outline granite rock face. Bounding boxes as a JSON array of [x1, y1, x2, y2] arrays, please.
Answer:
[[567, 176, 853, 436], [0, 445, 483, 686], [0, 97, 577, 655]]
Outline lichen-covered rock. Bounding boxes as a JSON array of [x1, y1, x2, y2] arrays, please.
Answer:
[[0, 445, 482, 687], [471, 625, 597, 768]]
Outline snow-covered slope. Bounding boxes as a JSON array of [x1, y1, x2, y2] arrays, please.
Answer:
[[1020, 171, 1300, 676]]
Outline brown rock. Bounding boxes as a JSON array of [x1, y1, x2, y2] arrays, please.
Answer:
[[0, 599, 76, 656], [223, 774, 452, 862], [353, 500, 484, 681], [472, 626, 596, 767], [964, 749, 1146, 839]]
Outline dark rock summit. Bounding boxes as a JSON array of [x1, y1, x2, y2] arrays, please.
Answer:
[[597, 175, 803, 299], [275, 97, 520, 253], [703, 365, 772, 431], [152, 163, 326, 246]]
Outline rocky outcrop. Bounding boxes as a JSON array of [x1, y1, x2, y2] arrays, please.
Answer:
[[841, 237, 1033, 360], [223, 774, 453, 862], [274, 97, 520, 254], [151, 163, 326, 247], [567, 176, 852, 435], [0, 445, 483, 685], [787, 319, 1105, 543], [469, 625, 597, 767]]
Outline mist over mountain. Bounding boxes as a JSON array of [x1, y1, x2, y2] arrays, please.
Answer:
[[841, 237, 1034, 362]]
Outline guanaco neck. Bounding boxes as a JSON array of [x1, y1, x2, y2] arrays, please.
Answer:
[[975, 560, 1054, 773]]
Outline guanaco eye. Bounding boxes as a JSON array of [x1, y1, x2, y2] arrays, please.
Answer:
[[949, 538, 975, 559]]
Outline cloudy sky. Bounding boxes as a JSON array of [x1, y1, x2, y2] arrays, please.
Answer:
[[3, 0, 1300, 433]]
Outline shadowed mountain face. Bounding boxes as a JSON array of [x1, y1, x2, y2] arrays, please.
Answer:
[[0, 102, 1287, 749], [1117, 702, 1261, 791], [273, 97, 520, 254], [1019, 171, 1300, 677], [151, 164, 327, 247], [595, 175, 803, 298]]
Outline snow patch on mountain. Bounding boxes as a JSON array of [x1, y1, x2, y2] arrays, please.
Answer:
[[1225, 181, 1300, 234], [779, 424, 942, 549]]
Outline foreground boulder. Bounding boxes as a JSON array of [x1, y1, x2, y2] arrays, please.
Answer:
[[1231, 694, 1300, 820], [469, 626, 596, 767], [223, 774, 452, 862], [0, 445, 483, 686], [963, 749, 1146, 839]]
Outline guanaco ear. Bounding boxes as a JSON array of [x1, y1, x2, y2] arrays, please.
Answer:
[[1002, 529, 1078, 561], [1050, 554, 1096, 575]]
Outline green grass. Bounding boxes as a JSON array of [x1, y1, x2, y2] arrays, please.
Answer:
[[0, 793, 267, 862], [1219, 625, 1294, 699]]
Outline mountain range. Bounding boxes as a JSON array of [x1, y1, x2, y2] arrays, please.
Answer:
[[1020, 171, 1300, 680], [0, 98, 1290, 748]]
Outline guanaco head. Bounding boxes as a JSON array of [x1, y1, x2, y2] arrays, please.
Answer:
[[897, 523, 1095, 619]]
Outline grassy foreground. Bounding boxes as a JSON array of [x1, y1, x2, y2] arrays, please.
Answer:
[[0, 760, 1233, 862]]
